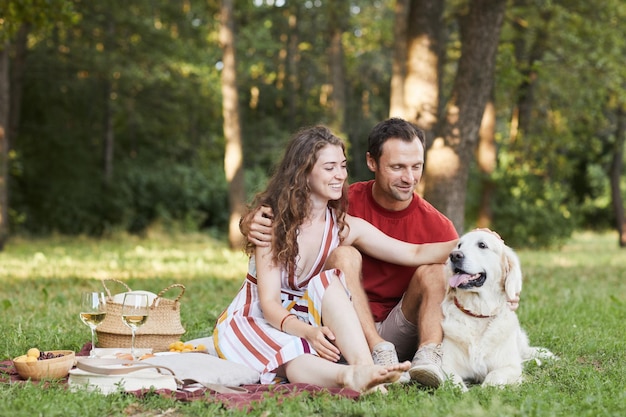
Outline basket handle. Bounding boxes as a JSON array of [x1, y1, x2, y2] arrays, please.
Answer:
[[152, 283, 186, 307], [101, 278, 132, 301]]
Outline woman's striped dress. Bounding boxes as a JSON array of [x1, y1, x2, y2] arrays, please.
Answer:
[[213, 208, 347, 384]]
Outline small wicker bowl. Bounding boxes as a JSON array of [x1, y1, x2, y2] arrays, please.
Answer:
[[13, 350, 76, 380]]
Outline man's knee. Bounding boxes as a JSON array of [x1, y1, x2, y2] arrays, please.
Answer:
[[326, 246, 362, 273], [408, 265, 446, 296]]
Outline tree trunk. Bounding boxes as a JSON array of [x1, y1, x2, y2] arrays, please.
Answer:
[[403, 0, 445, 135], [510, 1, 552, 143], [389, 0, 409, 119], [103, 19, 115, 183], [287, 5, 299, 130], [275, 10, 288, 110], [0, 45, 9, 250], [9, 24, 29, 143], [609, 105, 626, 247], [220, 0, 246, 250], [476, 93, 497, 228], [424, 0, 507, 233], [327, 0, 349, 136], [103, 80, 114, 183]]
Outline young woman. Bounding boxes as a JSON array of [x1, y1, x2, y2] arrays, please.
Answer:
[[213, 126, 456, 393]]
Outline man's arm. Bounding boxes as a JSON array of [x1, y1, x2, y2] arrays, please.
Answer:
[[507, 294, 520, 311], [239, 206, 274, 247]]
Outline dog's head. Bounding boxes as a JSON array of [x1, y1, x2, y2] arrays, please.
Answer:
[[446, 229, 522, 301]]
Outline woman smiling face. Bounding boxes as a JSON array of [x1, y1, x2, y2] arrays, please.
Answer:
[[307, 144, 348, 204]]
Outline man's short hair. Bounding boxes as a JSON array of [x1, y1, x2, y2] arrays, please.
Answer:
[[367, 118, 425, 163]]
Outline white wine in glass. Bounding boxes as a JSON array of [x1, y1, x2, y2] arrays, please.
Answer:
[[80, 292, 107, 358], [121, 293, 149, 359]]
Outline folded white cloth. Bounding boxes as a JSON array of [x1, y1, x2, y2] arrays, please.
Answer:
[[143, 352, 260, 386]]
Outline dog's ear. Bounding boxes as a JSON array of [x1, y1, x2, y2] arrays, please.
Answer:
[[503, 245, 523, 301]]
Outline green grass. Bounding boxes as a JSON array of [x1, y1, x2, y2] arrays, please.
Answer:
[[1, 230, 625, 416]]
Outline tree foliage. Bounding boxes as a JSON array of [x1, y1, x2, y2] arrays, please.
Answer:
[[482, 0, 626, 245], [0, 0, 624, 247]]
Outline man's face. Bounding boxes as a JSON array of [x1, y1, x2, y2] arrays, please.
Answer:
[[366, 137, 424, 209]]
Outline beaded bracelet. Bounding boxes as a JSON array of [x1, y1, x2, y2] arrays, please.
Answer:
[[280, 313, 297, 332]]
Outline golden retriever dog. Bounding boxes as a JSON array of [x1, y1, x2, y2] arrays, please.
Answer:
[[440, 229, 555, 391]]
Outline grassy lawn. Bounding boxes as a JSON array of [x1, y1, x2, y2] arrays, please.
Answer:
[[0, 230, 624, 416]]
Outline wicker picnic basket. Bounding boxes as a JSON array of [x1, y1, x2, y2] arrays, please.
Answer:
[[96, 279, 186, 352]]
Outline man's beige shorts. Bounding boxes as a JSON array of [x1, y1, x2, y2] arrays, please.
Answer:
[[375, 297, 418, 362]]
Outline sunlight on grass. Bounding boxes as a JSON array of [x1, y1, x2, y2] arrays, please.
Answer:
[[1, 231, 624, 417], [0, 232, 248, 283], [517, 231, 625, 293]]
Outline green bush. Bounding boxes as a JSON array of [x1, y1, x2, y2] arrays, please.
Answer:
[[10, 160, 230, 237], [114, 162, 229, 235], [489, 166, 579, 248]]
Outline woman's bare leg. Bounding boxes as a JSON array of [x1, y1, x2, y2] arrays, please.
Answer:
[[283, 354, 408, 393], [325, 247, 388, 350], [321, 275, 374, 365]]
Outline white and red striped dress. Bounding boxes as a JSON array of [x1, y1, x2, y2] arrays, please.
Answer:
[[213, 208, 347, 384]]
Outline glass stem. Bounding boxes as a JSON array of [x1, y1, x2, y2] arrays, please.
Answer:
[[90, 327, 96, 358], [131, 328, 136, 359]]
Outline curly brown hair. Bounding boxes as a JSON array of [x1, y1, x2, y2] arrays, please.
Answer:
[[245, 125, 348, 278]]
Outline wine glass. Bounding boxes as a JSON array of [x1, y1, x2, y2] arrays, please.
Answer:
[[79, 292, 107, 358], [121, 293, 149, 360]]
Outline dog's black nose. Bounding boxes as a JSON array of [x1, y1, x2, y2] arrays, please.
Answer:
[[450, 250, 464, 262]]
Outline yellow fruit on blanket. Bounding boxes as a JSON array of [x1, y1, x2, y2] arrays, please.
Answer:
[[168, 341, 185, 351], [27, 348, 40, 358], [168, 340, 207, 352]]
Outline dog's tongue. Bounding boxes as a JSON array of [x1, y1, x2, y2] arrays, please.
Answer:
[[449, 273, 476, 288]]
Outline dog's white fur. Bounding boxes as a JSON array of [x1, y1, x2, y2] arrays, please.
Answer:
[[440, 229, 555, 391]]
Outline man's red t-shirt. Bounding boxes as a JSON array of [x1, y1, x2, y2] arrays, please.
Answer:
[[348, 180, 458, 322]]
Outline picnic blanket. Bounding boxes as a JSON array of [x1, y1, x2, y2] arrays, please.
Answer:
[[0, 343, 360, 411]]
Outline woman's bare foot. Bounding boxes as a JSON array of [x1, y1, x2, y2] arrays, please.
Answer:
[[341, 361, 410, 393]]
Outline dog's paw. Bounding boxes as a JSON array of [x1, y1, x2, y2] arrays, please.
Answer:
[[524, 346, 559, 365], [442, 372, 468, 392], [483, 371, 522, 388]]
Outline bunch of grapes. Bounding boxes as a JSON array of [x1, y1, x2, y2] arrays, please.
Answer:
[[37, 351, 64, 360]]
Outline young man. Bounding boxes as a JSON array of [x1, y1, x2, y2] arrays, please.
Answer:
[[243, 118, 458, 387]]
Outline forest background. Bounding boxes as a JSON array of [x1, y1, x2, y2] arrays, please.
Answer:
[[1, 0, 625, 251]]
